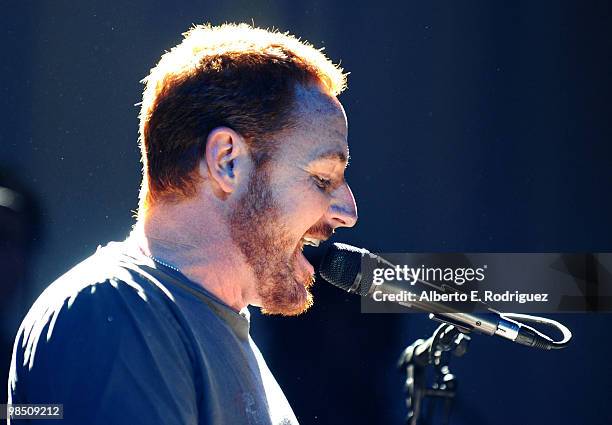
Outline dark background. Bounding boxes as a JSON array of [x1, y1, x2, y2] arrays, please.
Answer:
[[2, 1, 612, 424]]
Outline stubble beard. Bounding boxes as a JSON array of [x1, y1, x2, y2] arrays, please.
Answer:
[[229, 167, 314, 316]]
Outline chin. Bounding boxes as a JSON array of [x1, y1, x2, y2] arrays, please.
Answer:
[[259, 275, 314, 316]]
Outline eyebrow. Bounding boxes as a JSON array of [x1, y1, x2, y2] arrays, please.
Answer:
[[312, 149, 349, 164]]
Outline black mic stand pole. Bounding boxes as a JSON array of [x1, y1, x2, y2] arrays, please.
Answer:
[[398, 323, 471, 425]]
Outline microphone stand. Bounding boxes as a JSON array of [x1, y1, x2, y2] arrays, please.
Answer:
[[398, 323, 471, 425]]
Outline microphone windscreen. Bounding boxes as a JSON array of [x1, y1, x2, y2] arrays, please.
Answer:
[[319, 243, 369, 294]]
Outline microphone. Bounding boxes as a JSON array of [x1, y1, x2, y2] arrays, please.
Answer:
[[319, 243, 572, 350]]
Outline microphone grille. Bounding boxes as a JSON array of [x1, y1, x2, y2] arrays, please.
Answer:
[[319, 243, 369, 292]]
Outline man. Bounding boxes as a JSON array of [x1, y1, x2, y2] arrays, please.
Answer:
[[8, 23, 357, 424]]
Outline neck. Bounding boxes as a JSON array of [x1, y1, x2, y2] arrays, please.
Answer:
[[133, 199, 257, 312]]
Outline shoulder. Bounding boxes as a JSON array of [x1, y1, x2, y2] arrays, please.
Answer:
[[13, 242, 192, 374], [9, 243, 201, 423]]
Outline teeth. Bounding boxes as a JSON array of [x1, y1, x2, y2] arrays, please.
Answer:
[[302, 237, 320, 247]]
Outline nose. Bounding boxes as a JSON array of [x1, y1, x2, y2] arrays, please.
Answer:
[[329, 182, 358, 228]]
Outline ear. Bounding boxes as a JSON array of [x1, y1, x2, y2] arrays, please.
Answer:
[[203, 127, 249, 194]]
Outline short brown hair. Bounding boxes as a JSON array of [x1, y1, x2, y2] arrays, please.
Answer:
[[137, 23, 347, 213]]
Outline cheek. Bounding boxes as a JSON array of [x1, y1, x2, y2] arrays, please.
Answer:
[[282, 185, 330, 224]]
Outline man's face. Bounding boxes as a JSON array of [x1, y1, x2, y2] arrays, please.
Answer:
[[230, 85, 358, 316]]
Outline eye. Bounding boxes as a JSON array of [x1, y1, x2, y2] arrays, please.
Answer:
[[312, 175, 333, 191]]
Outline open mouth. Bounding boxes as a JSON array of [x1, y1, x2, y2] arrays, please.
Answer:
[[293, 235, 326, 283]]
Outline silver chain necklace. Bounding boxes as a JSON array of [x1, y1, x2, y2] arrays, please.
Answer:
[[148, 255, 181, 273]]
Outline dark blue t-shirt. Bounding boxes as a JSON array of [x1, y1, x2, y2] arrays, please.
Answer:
[[8, 238, 298, 424]]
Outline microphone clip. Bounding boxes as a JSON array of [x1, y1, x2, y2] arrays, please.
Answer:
[[398, 323, 471, 425]]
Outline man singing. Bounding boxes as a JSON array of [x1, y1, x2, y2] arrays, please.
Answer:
[[8, 23, 357, 424]]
